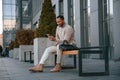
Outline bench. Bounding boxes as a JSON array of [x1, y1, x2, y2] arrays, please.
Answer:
[[55, 43, 79, 69], [55, 44, 109, 76], [78, 46, 109, 76], [55, 50, 79, 69], [24, 51, 34, 63], [63, 50, 79, 68]]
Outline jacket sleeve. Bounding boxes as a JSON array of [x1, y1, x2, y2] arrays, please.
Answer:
[[55, 27, 61, 42], [64, 26, 74, 42]]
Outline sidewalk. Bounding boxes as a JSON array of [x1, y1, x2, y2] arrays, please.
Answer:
[[0, 57, 120, 80]]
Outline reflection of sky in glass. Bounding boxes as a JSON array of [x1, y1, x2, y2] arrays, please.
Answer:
[[3, 5, 12, 16], [3, 0, 16, 29], [107, 0, 113, 20], [3, 0, 15, 4], [88, 0, 90, 16], [108, 0, 113, 15], [3, 0, 11, 4], [3, 5, 16, 18], [3, 0, 16, 19]]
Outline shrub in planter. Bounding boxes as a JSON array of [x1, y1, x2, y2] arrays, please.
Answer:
[[34, 0, 57, 38], [13, 38, 19, 48], [9, 41, 14, 50], [16, 29, 34, 45]]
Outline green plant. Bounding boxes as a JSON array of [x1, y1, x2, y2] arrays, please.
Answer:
[[34, 0, 57, 37], [13, 38, 19, 48], [9, 41, 14, 50], [16, 29, 34, 45]]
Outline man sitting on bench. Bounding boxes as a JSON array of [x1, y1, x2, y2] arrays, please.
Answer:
[[29, 15, 76, 72]]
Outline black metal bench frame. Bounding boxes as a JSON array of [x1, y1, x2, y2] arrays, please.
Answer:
[[78, 46, 109, 76]]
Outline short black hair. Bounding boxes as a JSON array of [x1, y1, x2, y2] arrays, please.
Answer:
[[56, 15, 64, 20]]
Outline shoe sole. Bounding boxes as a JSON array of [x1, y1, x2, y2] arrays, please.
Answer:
[[29, 69, 43, 72], [50, 70, 61, 72]]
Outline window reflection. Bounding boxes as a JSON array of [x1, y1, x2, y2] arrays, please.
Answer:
[[3, 0, 16, 30]]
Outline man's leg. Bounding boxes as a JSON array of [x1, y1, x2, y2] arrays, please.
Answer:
[[39, 46, 57, 64], [29, 46, 57, 72], [50, 45, 62, 72]]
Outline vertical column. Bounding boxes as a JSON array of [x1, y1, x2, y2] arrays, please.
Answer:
[[19, 0, 23, 29]]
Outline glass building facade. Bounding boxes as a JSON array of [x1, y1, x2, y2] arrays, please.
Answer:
[[3, 0, 16, 30], [2, 0, 16, 47], [16, 0, 32, 29]]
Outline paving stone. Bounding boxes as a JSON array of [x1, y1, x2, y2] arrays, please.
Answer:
[[0, 57, 120, 80]]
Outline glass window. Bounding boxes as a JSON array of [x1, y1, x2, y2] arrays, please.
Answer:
[[3, 5, 12, 16], [3, 0, 12, 4], [59, 0, 64, 15], [11, 5, 16, 16], [11, 0, 16, 4], [3, 16, 10, 19], [68, 0, 74, 27], [80, 0, 90, 47], [3, 0, 16, 47]]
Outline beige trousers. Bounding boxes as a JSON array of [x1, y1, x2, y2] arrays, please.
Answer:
[[39, 45, 62, 64]]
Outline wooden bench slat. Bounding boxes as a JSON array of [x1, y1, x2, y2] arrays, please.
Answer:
[[62, 50, 78, 55]]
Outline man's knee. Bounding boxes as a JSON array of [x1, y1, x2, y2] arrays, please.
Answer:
[[45, 46, 56, 53], [45, 47, 52, 51]]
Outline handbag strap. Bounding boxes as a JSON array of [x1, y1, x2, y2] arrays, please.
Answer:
[[62, 40, 69, 45]]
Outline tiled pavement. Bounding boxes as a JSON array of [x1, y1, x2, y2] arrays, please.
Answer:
[[0, 57, 120, 80]]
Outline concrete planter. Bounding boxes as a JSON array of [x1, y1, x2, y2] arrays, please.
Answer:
[[19, 45, 33, 61], [13, 48, 19, 59], [34, 38, 55, 66], [9, 50, 13, 58]]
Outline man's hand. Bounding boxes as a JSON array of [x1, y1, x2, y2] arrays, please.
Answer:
[[48, 36, 56, 41]]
